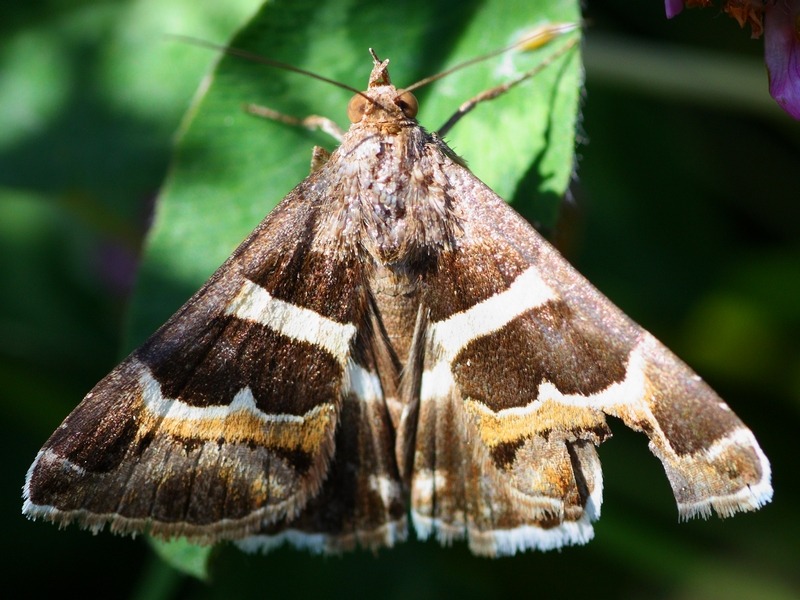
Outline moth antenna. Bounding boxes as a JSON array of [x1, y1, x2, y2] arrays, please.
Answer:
[[168, 34, 372, 102], [435, 31, 581, 136], [399, 22, 580, 96]]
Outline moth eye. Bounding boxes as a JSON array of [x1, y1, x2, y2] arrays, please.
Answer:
[[347, 94, 370, 123], [395, 91, 419, 118]]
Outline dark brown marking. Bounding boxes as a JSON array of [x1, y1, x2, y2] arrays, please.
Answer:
[[272, 447, 313, 475], [647, 363, 743, 456], [34, 363, 143, 474], [142, 315, 342, 415], [453, 300, 630, 411], [490, 438, 525, 469], [245, 235, 368, 325], [424, 244, 529, 321], [565, 441, 591, 510]]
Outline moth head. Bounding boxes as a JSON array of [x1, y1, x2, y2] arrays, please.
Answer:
[[347, 50, 419, 124], [346, 89, 418, 123]]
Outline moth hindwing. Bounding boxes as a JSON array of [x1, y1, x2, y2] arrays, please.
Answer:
[[23, 46, 771, 558]]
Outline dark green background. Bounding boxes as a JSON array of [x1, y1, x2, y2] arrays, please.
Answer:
[[2, 1, 797, 599]]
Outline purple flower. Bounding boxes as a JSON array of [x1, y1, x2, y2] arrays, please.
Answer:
[[765, 0, 800, 119], [665, 0, 714, 20], [665, 0, 685, 18], [665, 1, 800, 119]]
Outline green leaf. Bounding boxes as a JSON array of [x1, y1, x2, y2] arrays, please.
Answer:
[[126, 0, 581, 578], [147, 537, 213, 581]]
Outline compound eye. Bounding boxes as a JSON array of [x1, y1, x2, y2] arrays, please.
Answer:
[[347, 94, 370, 123], [395, 91, 418, 118]]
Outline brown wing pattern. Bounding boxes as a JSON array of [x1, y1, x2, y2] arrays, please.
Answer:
[[410, 165, 771, 556], [23, 177, 404, 550]]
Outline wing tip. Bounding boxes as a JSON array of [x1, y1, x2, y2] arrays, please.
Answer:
[[677, 478, 774, 521]]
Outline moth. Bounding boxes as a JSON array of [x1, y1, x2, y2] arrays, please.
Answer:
[[23, 34, 772, 558]]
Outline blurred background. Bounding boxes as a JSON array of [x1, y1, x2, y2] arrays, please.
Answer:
[[2, 1, 797, 599]]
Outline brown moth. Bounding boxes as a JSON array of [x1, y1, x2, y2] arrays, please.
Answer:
[[23, 35, 771, 557]]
